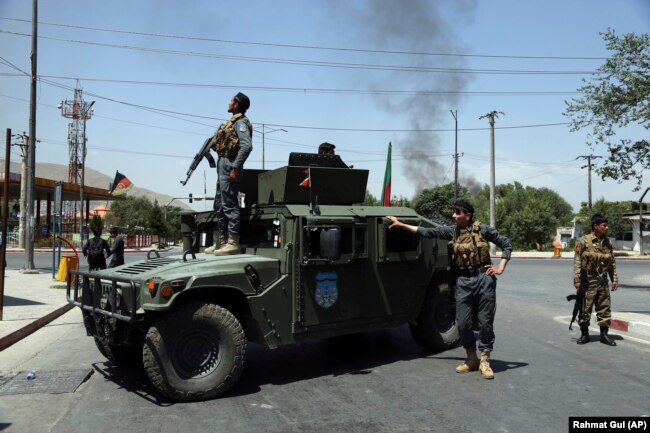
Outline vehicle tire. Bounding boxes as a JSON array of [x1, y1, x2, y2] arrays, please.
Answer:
[[93, 337, 142, 366], [143, 301, 246, 402], [409, 282, 459, 351]]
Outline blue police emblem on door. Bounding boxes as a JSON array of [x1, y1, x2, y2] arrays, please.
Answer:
[[315, 271, 339, 309]]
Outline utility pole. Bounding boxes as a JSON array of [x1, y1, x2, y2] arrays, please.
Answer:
[[450, 110, 459, 200], [22, 0, 38, 272], [480, 110, 504, 255], [1, 129, 12, 319], [576, 155, 601, 210], [258, 124, 287, 170], [638, 187, 649, 256], [18, 133, 28, 249]]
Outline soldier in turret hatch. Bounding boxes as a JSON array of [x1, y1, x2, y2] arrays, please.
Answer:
[[318, 142, 336, 155]]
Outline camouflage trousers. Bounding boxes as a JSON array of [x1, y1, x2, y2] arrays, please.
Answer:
[[213, 156, 241, 235], [578, 273, 612, 328]]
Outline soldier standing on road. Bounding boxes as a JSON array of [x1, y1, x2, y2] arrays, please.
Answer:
[[82, 229, 111, 271], [573, 213, 619, 346], [204, 92, 253, 256], [387, 199, 512, 379], [108, 227, 125, 268]]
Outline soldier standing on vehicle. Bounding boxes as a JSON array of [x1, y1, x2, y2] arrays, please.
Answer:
[[82, 229, 112, 271], [108, 227, 125, 268], [387, 199, 512, 379], [204, 92, 253, 256], [573, 213, 619, 346]]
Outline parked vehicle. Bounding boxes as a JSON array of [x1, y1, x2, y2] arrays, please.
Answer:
[[67, 153, 459, 401]]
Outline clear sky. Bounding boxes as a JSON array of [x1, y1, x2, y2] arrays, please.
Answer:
[[1, 0, 649, 212]]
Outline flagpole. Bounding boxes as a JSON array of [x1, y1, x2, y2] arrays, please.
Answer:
[[308, 167, 313, 214]]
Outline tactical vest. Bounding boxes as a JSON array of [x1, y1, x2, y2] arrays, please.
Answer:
[[580, 234, 614, 272], [212, 113, 252, 157], [450, 221, 491, 267]]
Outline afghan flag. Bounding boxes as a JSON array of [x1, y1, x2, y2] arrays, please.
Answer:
[[299, 168, 311, 187], [110, 171, 134, 196], [381, 142, 392, 206]]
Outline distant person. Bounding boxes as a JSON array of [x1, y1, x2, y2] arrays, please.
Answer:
[[573, 213, 619, 346], [82, 229, 111, 271], [387, 199, 512, 380], [108, 227, 125, 268], [206, 92, 253, 256], [318, 142, 336, 155]]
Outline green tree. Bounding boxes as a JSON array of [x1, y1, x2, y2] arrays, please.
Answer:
[[390, 195, 412, 208], [149, 200, 168, 245], [472, 182, 574, 249], [413, 183, 471, 222], [362, 189, 380, 206], [88, 215, 103, 234], [564, 29, 650, 190], [163, 205, 183, 244], [108, 196, 154, 231]]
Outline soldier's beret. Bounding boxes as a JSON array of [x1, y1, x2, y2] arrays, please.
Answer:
[[234, 92, 250, 113]]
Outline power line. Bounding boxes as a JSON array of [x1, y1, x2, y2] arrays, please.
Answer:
[[0, 72, 583, 96], [0, 88, 573, 133], [0, 16, 609, 61], [0, 30, 601, 76]]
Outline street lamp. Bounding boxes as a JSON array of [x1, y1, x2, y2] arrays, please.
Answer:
[[164, 195, 213, 221], [259, 124, 287, 170]]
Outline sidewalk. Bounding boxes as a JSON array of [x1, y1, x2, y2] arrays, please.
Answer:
[[0, 270, 74, 351], [1, 254, 649, 352]]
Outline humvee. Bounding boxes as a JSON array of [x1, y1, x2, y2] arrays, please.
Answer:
[[67, 152, 459, 402]]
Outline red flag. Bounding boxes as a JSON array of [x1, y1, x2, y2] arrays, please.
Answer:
[[299, 168, 311, 187], [110, 171, 134, 196], [381, 142, 392, 206]]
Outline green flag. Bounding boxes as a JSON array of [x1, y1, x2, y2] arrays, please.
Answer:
[[381, 142, 392, 206]]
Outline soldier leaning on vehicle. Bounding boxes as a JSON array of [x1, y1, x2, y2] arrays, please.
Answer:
[[388, 199, 512, 380]]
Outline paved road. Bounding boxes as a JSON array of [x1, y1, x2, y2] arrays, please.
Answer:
[[0, 259, 648, 433]]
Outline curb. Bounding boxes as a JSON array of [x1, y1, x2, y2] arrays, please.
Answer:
[[611, 318, 650, 337], [0, 304, 74, 352]]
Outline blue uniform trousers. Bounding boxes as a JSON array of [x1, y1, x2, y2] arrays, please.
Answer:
[[455, 273, 497, 350], [213, 156, 241, 235]]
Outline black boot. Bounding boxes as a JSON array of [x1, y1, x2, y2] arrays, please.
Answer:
[[576, 326, 590, 345], [600, 326, 617, 346]]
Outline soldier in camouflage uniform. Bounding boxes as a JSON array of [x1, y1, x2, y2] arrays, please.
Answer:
[[573, 213, 619, 346], [204, 92, 253, 256], [388, 199, 512, 379]]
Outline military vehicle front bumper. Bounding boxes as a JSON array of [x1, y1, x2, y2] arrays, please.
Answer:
[[66, 270, 139, 323]]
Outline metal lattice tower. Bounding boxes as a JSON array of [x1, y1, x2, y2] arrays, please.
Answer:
[[59, 83, 94, 184]]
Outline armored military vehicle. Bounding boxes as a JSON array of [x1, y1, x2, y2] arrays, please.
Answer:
[[67, 152, 459, 402]]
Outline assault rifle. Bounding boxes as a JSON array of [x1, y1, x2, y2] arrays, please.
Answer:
[[181, 137, 216, 186], [567, 270, 587, 330]]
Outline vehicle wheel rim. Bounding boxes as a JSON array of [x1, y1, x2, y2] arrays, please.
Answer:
[[172, 330, 221, 379]]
